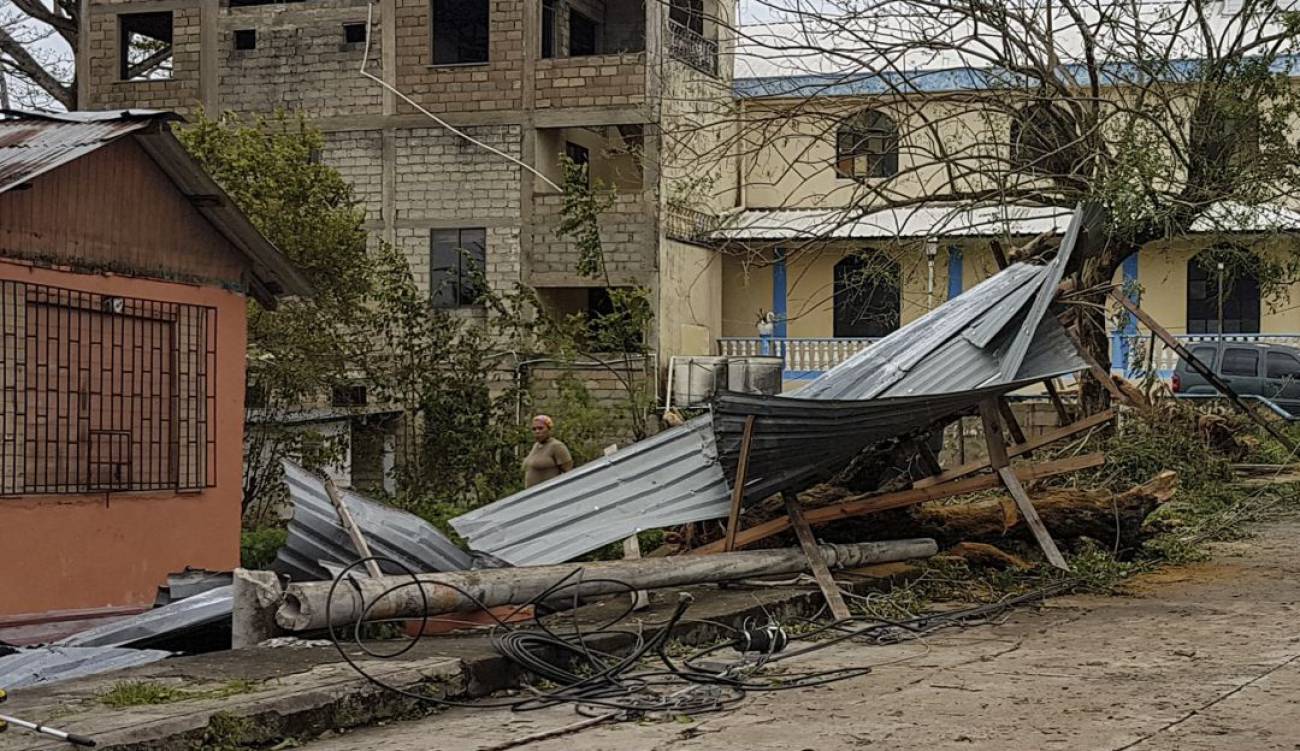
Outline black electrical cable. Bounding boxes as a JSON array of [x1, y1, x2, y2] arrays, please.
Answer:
[[322, 556, 1075, 723]]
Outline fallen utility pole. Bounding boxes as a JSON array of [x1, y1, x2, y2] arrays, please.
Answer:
[[1110, 290, 1298, 454], [276, 539, 939, 631]]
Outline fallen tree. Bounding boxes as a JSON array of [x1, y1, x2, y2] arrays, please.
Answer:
[[813, 471, 1178, 553]]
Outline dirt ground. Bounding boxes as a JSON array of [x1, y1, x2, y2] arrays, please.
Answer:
[[303, 514, 1300, 751]]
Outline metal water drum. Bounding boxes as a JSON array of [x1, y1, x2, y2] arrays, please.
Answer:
[[727, 356, 784, 395], [672, 356, 729, 408]]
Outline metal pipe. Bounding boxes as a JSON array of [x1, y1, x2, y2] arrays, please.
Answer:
[[276, 539, 939, 631]]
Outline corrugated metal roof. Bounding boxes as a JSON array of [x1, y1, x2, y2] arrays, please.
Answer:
[[451, 416, 731, 566], [56, 586, 233, 649], [0, 109, 311, 305], [711, 202, 1300, 242], [274, 460, 473, 582], [451, 207, 1092, 566], [0, 646, 171, 690]]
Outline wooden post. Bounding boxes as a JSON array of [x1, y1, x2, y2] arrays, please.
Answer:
[[323, 477, 384, 579], [783, 491, 852, 622], [989, 239, 1010, 270], [979, 400, 1069, 570], [996, 398, 1030, 450], [1059, 319, 1131, 407], [722, 415, 756, 553], [1044, 379, 1071, 426], [1111, 291, 1298, 454], [607, 444, 649, 610], [913, 438, 943, 478]]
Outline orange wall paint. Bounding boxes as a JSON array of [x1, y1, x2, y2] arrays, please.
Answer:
[[0, 259, 246, 618]]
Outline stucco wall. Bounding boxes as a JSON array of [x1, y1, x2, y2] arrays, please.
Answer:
[[0, 260, 246, 619], [658, 239, 723, 360]]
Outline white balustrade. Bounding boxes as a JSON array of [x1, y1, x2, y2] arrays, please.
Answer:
[[716, 337, 879, 374]]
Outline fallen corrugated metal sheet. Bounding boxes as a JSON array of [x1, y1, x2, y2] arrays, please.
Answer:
[[0, 646, 171, 690], [452, 207, 1095, 565], [56, 586, 233, 649], [714, 384, 1028, 498], [274, 460, 473, 582], [451, 416, 731, 566]]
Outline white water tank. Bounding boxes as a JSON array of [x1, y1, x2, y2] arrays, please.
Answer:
[[671, 356, 729, 408], [727, 356, 784, 396]]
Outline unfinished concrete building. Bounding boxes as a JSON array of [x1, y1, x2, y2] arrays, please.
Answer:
[[78, 0, 739, 369]]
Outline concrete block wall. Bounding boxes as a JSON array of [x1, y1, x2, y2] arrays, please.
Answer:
[[393, 125, 522, 221], [535, 54, 648, 109], [84, 6, 203, 112], [218, 0, 381, 119], [321, 129, 385, 223], [394, 0, 524, 115], [529, 191, 656, 283]]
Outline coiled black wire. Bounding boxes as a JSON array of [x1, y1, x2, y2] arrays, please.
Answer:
[[323, 556, 1074, 722]]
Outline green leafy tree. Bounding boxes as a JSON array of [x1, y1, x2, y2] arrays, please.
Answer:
[[177, 112, 373, 520]]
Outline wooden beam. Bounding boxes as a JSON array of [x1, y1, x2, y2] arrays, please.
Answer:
[[1044, 379, 1071, 426], [996, 398, 1030, 451], [784, 492, 852, 621], [691, 453, 1105, 554], [722, 415, 756, 553], [914, 409, 1115, 489], [1058, 319, 1131, 406], [324, 477, 383, 579], [1110, 290, 1299, 454], [980, 400, 1069, 570], [914, 438, 943, 477]]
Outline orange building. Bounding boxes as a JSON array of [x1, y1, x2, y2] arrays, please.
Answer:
[[0, 110, 309, 631]]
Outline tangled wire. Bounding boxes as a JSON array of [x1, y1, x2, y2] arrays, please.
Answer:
[[324, 556, 1075, 724]]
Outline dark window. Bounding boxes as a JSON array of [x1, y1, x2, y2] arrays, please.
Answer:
[[1188, 346, 1218, 370], [307, 148, 323, 165], [343, 23, 367, 45], [1187, 253, 1260, 334], [1010, 102, 1082, 176], [431, 0, 490, 64], [119, 12, 174, 80], [1221, 348, 1259, 377], [332, 384, 369, 407], [835, 110, 898, 179], [565, 141, 590, 185], [669, 0, 704, 35], [833, 252, 900, 338], [430, 228, 487, 307], [1267, 352, 1300, 379], [569, 10, 599, 56], [541, 0, 556, 58], [234, 29, 257, 50]]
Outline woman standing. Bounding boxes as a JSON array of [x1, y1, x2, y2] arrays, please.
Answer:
[[522, 414, 574, 488]]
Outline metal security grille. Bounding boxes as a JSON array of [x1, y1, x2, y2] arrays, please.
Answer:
[[0, 280, 217, 495]]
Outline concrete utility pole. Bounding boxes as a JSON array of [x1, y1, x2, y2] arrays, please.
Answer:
[[276, 539, 939, 631]]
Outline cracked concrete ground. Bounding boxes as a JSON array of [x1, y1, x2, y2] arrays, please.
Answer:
[[303, 513, 1300, 751]]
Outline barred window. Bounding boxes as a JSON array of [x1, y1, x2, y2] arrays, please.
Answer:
[[834, 110, 899, 180], [1, 281, 217, 495]]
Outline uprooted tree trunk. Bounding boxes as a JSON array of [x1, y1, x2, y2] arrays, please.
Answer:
[[812, 471, 1178, 554]]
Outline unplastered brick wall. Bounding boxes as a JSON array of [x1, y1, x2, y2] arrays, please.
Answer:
[[218, 1, 382, 119], [321, 130, 384, 222], [393, 0, 523, 114], [535, 54, 647, 109], [392, 125, 522, 221], [530, 191, 656, 280], [85, 7, 202, 112]]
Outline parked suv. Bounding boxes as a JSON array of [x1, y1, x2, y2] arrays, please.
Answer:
[[1172, 340, 1300, 416]]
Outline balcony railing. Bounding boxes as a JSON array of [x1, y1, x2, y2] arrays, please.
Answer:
[[664, 204, 720, 243], [668, 21, 719, 76], [718, 337, 879, 376], [1113, 332, 1300, 376]]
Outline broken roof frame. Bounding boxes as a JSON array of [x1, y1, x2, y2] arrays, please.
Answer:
[[451, 205, 1096, 566]]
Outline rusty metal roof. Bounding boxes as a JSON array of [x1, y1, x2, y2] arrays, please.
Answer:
[[0, 110, 311, 305]]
